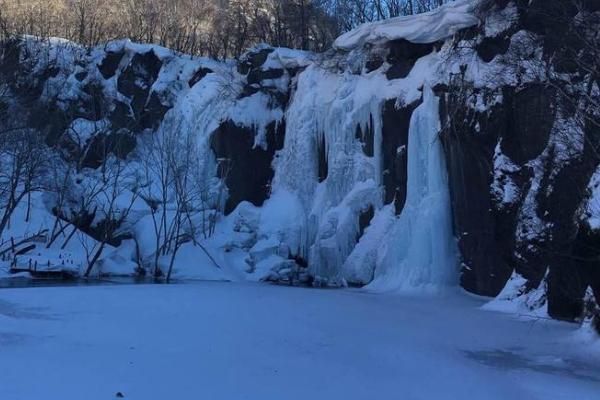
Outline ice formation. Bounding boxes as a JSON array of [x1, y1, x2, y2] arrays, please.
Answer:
[[2, 1, 476, 289], [368, 87, 459, 293]]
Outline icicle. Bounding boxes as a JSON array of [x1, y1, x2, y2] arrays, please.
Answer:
[[371, 102, 383, 187]]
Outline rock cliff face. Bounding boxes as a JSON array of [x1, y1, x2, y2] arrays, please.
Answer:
[[0, 0, 598, 322], [439, 0, 600, 320]]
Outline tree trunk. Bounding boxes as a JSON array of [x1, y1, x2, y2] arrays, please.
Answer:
[[61, 225, 78, 250], [166, 221, 182, 283], [25, 192, 31, 222], [47, 220, 70, 248], [166, 245, 178, 283], [84, 241, 106, 277]]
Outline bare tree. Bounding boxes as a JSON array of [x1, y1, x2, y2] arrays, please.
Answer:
[[45, 157, 75, 248], [137, 119, 222, 281], [0, 128, 50, 238], [76, 154, 140, 277], [0, 0, 345, 57]]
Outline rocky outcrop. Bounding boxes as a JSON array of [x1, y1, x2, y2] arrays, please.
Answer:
[[439, 0, 600, 319]]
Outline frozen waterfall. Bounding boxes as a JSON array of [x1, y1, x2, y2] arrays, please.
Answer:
[[368, 86, 458, 293]]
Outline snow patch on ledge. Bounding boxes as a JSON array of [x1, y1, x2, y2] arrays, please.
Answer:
[[482, 271, 548, 318], [583, 165, 600, 230], [333, 0, 479, 51]]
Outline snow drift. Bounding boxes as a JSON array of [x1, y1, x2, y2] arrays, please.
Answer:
[[333, 0, 479, 50]]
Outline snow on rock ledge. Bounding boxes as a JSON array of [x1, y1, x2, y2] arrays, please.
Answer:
[[333, 0, 479, 50], [482, 271, 548, 317]]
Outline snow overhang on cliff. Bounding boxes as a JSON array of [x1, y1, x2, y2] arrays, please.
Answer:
[[333, 0, 480, 51]]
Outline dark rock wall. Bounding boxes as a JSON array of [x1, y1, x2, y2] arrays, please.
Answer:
[[381, 99, 421, 215], [439, 81, 515, 296], [211, 120, 285, 215], [440, 0, 600, 318]]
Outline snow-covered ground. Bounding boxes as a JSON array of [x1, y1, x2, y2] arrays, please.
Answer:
[[0, 283, 598, 400]]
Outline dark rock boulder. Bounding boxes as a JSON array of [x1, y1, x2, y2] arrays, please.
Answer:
[[64, 207, 130, 247], [237, 47, 293, 110], [443, 135, 510, 294], [365, 54, 384, 73], [28, 103, 71, 147], [564, 223, 600, 321], [519, 0, 584, 74]]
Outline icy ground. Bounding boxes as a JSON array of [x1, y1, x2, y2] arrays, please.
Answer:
[[0, 283, 598, 400]]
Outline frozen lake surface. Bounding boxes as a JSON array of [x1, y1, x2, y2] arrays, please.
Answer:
[[0, 282, 598, 400]]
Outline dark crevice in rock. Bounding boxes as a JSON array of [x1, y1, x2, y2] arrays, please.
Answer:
[[318, 134, 328, 183], [355, 116, 374, 157], [365, 55, 384, 73], [98, 51, 124, 79], [476, 35, 511, 63], [117, 50, 162, 129], [385, 39, 438, 80], [75, 71, 87, 81], [543, 123, 600, 320], [248, 68, 284, 85], [382, 99, 421, 215], [140, 91, 170, 131], [358, 205, 375, 241], [188, 67, 213, 87], [81, 131, 136, 169], [211, 120, 285, 214]]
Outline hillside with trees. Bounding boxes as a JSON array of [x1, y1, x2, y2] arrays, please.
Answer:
[[0, 0, 453, 57]]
